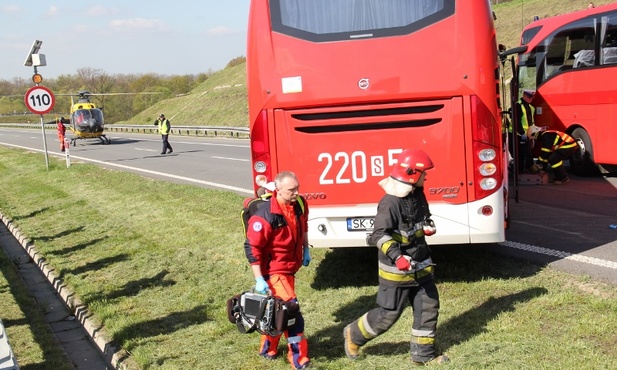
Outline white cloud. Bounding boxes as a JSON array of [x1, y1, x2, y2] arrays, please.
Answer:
[[87, 5, 121, 17], [205, 26, 240, 37], [47, 6, 59, 16], [110, 18, 165, 31], [87, 5, 109, 16], [1, 5, 19, 14]]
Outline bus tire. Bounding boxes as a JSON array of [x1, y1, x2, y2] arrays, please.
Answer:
[[570, 128, 598, 177]]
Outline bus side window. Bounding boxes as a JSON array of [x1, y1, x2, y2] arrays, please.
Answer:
[[573, 49, 595, 68], [601, 17, 617, 65]]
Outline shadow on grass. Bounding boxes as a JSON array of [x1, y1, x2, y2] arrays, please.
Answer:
[[32, 226, 85, 243], [311, 244, 543, 290], [11, 206, 52, 221], [60, 253, 130, 277], [46, 236, 108, 256], [437, 287, 548, 350], [84, 269, 176, 302], [311, 247, 378, 290], [310, 287, 548, 361], [117, 304, 210, 348]]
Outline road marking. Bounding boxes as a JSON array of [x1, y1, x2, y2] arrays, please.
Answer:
[[134, 148, 157, 152], [0, 143, 254, 195], [123, 136, 249, 148], [211, 156, 249, 162], [500, 240, 617, 269]]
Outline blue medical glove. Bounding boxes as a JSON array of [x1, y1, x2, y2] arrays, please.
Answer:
[[302, 246, 312, 266], [255, 276, 269, 294]]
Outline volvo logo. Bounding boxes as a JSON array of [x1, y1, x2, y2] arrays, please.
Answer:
[[301, 192, 327, 200], [358, 78, 370, 90]]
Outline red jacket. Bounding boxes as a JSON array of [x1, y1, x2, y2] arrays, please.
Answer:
[[244, 193, 308, 277], [57, 122, 66, 135]]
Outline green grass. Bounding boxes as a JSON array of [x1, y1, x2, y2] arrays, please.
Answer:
[[1, 147, 617, 370]]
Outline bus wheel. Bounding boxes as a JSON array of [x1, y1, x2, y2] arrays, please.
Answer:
[[570, 128, 598, 177]]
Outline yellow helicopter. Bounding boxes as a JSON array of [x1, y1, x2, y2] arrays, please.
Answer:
[[58, 91, 110, 145]]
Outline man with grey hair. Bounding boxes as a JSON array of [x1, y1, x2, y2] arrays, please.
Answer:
[[244, 171, 312, 369]]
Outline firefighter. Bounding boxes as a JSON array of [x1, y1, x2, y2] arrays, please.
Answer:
[[528, 125, 578, 184], [343, 149, 448, 365], [57, 117, 66, 152]]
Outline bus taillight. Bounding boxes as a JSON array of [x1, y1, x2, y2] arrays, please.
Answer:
[[471, 95, 502, 200], [251, 109, 272, 190]]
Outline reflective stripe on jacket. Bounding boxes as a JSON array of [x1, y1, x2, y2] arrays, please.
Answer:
[[367, 189, 433, 287]]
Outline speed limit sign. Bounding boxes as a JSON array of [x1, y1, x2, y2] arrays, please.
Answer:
[[24, 85, 55, 114]]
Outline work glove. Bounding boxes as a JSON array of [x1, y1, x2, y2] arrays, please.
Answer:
[[302, 246, 312, 266], [395, 255, 414, 271], [255, 276, 269, 294], [423, 219, 437, 236]]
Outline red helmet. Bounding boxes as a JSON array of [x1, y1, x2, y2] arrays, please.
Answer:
[[390, 149, 434, 184]]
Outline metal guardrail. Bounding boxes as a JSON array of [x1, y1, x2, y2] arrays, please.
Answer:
[[0, 123, 249, 139]]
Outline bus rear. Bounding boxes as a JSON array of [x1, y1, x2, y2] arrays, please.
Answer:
[[247, 0, 505, 247]]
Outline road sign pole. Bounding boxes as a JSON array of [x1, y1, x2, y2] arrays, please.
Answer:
[[24, 85, 55, 171], [39, 114, 49, 171]]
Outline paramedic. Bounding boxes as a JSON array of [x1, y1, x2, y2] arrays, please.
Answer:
[[57, 117, 67, 152], [244, 171, 312, 370]]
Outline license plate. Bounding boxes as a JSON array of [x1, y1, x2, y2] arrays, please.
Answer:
[[347, 217, 374, 231]]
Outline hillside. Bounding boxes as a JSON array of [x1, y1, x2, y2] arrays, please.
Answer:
[[121, 62, 248, 127], [86, 0, 617, 128]]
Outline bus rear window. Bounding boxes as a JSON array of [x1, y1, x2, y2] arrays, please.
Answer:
[[270, 0, 455, 42]]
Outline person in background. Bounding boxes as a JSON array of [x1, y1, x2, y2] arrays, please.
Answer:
[[57, 117, 66, 152], [154, 114, 173, 155], [527, 125, 578, 185], [588, 2, 595, 9], [244, 171, 312, 370], [511, 90, 537, 173], [343, 149, 448, 366]]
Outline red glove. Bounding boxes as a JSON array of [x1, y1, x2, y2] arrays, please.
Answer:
[[395, 255, 412, 271]]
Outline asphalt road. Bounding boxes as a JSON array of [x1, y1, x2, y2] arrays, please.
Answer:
[[0, 126, 254, 194]]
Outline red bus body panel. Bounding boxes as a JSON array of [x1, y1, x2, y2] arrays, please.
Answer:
[[247, 1, 505, 247]]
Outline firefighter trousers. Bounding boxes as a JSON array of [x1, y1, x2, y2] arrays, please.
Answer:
[[346, 280, 440, 363], [546, 146, 578, 180]]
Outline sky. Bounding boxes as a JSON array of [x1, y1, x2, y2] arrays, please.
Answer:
[[0, 1, 250, 81]]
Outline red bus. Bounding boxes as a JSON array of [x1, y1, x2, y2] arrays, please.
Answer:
[[515, 3, 617, 175], [247, 0, 507, 248]]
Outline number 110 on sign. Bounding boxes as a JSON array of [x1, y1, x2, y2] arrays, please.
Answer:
[[24, 86, 55, 115]]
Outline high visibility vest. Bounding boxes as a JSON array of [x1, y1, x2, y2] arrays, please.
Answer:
[[159, 119, 170, 134], [510, 99, 535, 134]]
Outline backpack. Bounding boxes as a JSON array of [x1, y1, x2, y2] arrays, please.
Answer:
[[241, 193, 305, 236]]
